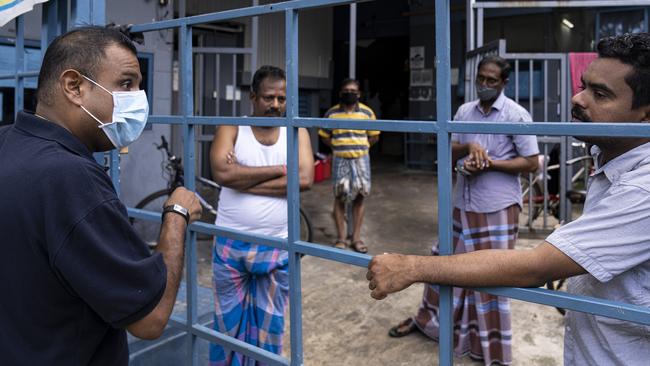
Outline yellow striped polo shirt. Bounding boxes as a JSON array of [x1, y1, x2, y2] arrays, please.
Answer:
[[319, 103, 380, 158]]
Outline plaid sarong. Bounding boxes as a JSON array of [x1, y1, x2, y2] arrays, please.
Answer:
[[332, 154, 371, 203], [210, 236, 289, 366], [413, 205, 519, 366]]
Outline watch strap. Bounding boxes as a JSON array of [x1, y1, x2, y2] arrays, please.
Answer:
[[162, 204, 190, 225]]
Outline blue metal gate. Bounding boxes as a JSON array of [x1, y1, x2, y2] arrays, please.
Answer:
[[5, 1, 650, 365]]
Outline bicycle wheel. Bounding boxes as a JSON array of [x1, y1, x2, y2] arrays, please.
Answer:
[[131, 189, 171, 248], [521, 176, 544, 224], [300, 208, 313, 243]]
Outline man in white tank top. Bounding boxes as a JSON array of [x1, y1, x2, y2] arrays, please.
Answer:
[[208, 66, 314, 365]]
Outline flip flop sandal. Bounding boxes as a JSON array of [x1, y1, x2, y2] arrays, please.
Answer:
[[333, 240, 347, 249], [351, 240, 368, 254], [388, 318, 418, 338]]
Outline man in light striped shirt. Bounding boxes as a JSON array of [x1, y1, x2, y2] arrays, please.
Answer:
[[319, 78, 379, 253]]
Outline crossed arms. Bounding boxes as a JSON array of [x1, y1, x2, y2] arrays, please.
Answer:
[[210, 125, 314, 196]]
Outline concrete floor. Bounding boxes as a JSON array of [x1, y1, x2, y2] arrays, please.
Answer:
[[197, 158, 565, 366]]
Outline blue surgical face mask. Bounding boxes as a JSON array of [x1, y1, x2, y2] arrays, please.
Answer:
[[79, 74, 149, 149]]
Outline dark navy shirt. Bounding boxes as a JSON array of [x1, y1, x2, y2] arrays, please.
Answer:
[[0, 111, 166, 365]]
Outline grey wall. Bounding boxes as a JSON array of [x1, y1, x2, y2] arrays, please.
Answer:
[[106, 0, 175, 207]]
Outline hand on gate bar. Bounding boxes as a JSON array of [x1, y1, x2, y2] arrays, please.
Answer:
[[165, 187, 202, 224], [366, 253, 419, 300]]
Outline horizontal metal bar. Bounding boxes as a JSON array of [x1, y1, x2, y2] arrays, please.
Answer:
[[294, 117, 438, 133], [293, 240, 371, 267], [193, 47, 254, 55], [447, 121, 650, 137], [537, 136, 564, 144], [127, 208, 287, 250], [130, 0, 361, 33], [189, 222, 289, 251], [476, 286, 650, 326], [503, 53, 565, 60], [147, 115, 187, 125], [0, 71, 39, 80], [165, 317, 289, 365], [191, 324, 290, 366], [187, 116, 289, 127], [474, 1, 650, 8]]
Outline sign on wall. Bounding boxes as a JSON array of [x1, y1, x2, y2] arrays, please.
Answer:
[[0, 0, 49, 27], [409, 46, 425, 70]]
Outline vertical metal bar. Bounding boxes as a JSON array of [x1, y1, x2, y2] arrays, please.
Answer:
[[542, 143, 548, 229], [110, 151, 120, 196], [477, 7, 484, 47], [529, 60, 534, 119], [349, 3, 357, 79], [285, 8, 303, 366], [232, 54, 237, 116], [91, 0, 106, 25], [542, 60, 549, 229], [180, 23, 198, 366], [528, 172, 533, 228], [15, 16, 25, 120], [41, 0, 58, 52], [466, 0, 475, 51], [197, 36, 204, 117], [560, 55, 568, 222], [251, 0, 259, 74], [544, 60, 548, 122], [515, 60, 519, 103], [435, 1, 453, 365], [216, 54, 221, 116]]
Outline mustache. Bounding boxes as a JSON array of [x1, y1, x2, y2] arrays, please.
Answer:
[[571, 106, 591, 122], [265, 108, 283, 116]]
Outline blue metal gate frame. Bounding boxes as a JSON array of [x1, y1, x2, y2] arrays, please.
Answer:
[[4, 1, 650, 365]]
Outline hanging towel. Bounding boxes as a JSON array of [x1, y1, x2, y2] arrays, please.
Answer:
[[569, 52, 598, 96]]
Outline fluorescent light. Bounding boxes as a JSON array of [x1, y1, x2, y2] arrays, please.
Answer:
[[562, 18, 575, 29]]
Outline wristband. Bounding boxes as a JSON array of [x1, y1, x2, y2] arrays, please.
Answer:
[[162, 204, 190, 225]]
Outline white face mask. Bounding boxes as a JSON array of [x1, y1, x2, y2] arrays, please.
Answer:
[[79, 74, 150, 149]]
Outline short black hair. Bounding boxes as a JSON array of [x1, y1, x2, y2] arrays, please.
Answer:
[[340, 78, 360, 91], [36, 26, 137, 105], [597, 32, 650, 109], [251, 65, 286, 94], [477, 55, 511, 81]]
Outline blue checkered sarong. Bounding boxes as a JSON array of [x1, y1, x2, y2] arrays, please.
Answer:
[[210, 236, 289, 366]]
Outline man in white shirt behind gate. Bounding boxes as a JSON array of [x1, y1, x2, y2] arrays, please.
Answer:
[[209, 65, 313, 365]]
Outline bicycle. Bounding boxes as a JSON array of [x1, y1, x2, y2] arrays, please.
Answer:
[[130, 136, 313, 247], [521, 142, 592, 224]]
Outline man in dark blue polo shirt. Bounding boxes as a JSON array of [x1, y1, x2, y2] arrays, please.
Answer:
[[0, 26, 201, 365]]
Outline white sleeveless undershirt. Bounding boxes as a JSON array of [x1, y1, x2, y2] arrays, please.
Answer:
[[215, 126, 288, 238]]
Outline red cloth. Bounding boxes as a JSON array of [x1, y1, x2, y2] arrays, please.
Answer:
[[569, 52, 598, 96]]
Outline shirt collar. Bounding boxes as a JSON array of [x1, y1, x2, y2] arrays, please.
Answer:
[[473, 91, 506, 115], [591, 142, 650, 183], [14, 111, 94, 159], [336, 103, 360, 113]]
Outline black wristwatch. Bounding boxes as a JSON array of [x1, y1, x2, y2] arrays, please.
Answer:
[[162, 204, 190, 225]]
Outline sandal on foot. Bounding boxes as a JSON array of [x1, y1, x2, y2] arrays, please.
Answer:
[[351, 240, 368, 253], [388, 318, 418, 338], [333, 240, 347, 249]]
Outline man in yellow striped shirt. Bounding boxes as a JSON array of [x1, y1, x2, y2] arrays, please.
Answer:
[[319, 79, 379, 253]]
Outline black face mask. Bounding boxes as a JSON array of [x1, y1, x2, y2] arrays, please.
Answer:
[[340, 92, 359, 105]]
